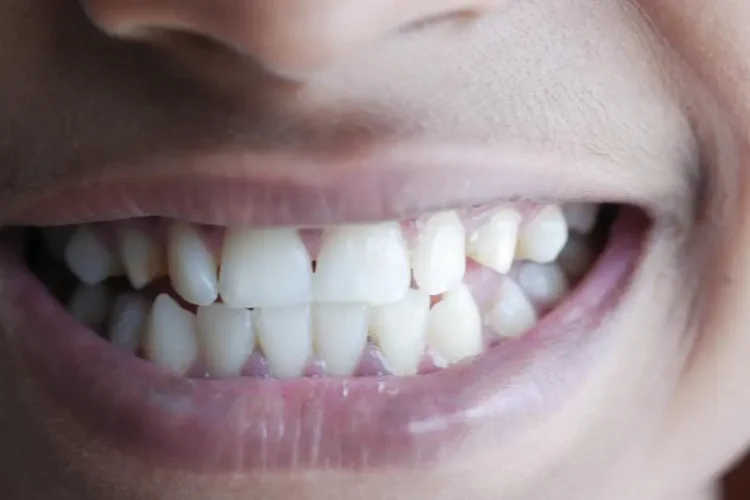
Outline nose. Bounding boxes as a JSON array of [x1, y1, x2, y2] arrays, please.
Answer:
[[82, 0, 496, 78]]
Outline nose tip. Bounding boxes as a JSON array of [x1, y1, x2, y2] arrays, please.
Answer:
[[83, 0, 496, 78]]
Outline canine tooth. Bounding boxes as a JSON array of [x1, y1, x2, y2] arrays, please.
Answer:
[[313, 303, 368, 376], [108, 293, 149, 353], [117, 227, 166, 289], [219, 228, 312, 308], [255, 305, 312, 379], [67, 284, 111, 330], [426, 285, 482, 363], [144, 294, 198, 376], [484, 279, 538, 338], [369, 289, 429, 376], [557, 236, 597, 281], [314, 222, 410, 305], [466, 207, 521, 274], [516, 205, 568, 263], [411, 211, 466, 295], [517, 262, 569, 310], [64, 227, 121, 285], [563, 203, 598, 234], [196, 304, 254, 378], [167, 222, 218, 306]]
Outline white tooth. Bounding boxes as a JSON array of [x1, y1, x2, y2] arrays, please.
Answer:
[[167, 222, 218, 307], [426, 285, 482, 364], [108, 293, 149, 353], [144, 294, 198, 376], [117, 227, 166, 289], [517, 262, 569, 310], [219, 228, 312, 308], [411, 211, 466, 295], [563, 203, 598, 234], [466, 207, 521, 274], [483, 279, 538, 338], [255, 304, 312, 379], [369, 289, 429, 376], [67, 284, 111, 330], [313, 222, 410, 306], [313, 303, 368, 377], [516, 205, 568, 264], [557, 236, 597, 281], [196, 304, 254, 378], [64, 227, 121, 285]]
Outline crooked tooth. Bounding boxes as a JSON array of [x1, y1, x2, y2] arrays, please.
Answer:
[[255, 305, 312, 379], [557, 236, 597, 281], [144, 294, 198, 376], [196, 304, 254, 378], [167, 222, 218, 306], [369, 289, 429, 376], [117, 227, 166, 289], [466, 207, 521, 274], [219, 228, 312, 308], [67, 284, 111, 330], [517, 262, 569, 310], [516, 205, 568, 264], [411, 211, 466, 295], [563, 203, 598, 234], [313, 303, 368, 377], [426, 285, 482, 364], [64, 227, 121, 285], [108, 293, 149, 353], [313, 222, 410, 306], [484, 279, 538, 338]]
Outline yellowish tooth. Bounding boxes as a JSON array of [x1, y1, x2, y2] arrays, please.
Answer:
[[167, 222, 219, 307], [411, 211, 467, 295], [466, 207, 521, 274], [117, 227, 166, 289], [144, 294, 198, 376], [426, 285, 483, 364], [516, 205, 568, 263]]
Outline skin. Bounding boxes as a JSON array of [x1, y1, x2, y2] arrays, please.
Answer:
[[0, 0, 749, 498]]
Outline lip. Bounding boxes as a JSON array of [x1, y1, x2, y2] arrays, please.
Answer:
[[0, 205, 647, 472]]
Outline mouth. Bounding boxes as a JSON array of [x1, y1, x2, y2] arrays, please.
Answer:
[[0, 172, 649, 472]]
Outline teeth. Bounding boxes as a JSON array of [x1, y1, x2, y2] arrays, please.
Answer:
[[64, 226, 122, 285], [313, 222, 410, 306], [144, 294, 198, 376], [426, 285, 483, 364], [466, 207, 521, 274], [117, 227, 166, 289], [108, 293, 149, 353], [67, 284, 111, 330], [255, 304, 312, 379], [196, 304, 254, 378], [167, 222, 219, 307], [563, 203, 598, 234], [369, 289, 430, 376], [557, 236, 597, 281], [515, 205, 568, 264], [411, 211, 466, 295], [219, 228, 312, 308], [313, 303, 368, 376], [483, 279, 538, 338], [516, 262, 569, 310]]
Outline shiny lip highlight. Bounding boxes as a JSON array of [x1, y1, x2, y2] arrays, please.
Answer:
[[0, 207, 646, 472]]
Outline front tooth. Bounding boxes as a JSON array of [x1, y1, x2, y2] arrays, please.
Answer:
[[466, 207, 521, 274], [108, 293, 149, 353], [313, 303, 368, 376], [516, 205, 568, 264], [167, 222, 218, 306], [196, 304, 254, 378], [483, 279, 538, 338], [411, 211, 466, 295], [117, 227, 166, 289], [557, 236, 597, 281], [426, 285, 482, 364], [517, 262, 569, 310], [219, 228, 312, 308], [313, 222, 410, 305], [563, 203, 598, 234], [67, 284, 111, 330], [144, 294, 198, 376], [255, 305, 312, 379], [64, 226, 121, 285], [369, 289, 430, 376]]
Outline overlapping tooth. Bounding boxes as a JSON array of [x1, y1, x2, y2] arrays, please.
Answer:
[[67, 284, 111, 330], [255, 305, 312, 379], [219, 228, 312, 308], [117, 227, 166, 289], [108, 293, 149, 353], [516, 205, 568, 264], [313, 303, 368, 376], [167, 222, 218, 306], [563, 203, 598, 234], [557, 236, 597, 281], [64, 226, 122, 285], [467, 207, 521, 274], [196, 304, 254, 378], [427, 285, 482, 364], [313, 222, 410, 306], [484, 279, 538, 338], [369, 289, 429, 376], [517, 262, 569, 310], [411, 211, 466, 295], [144, 294, 198, 376]]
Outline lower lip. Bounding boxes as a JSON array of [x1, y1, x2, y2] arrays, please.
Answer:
[[0, 209, 646, 473]]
